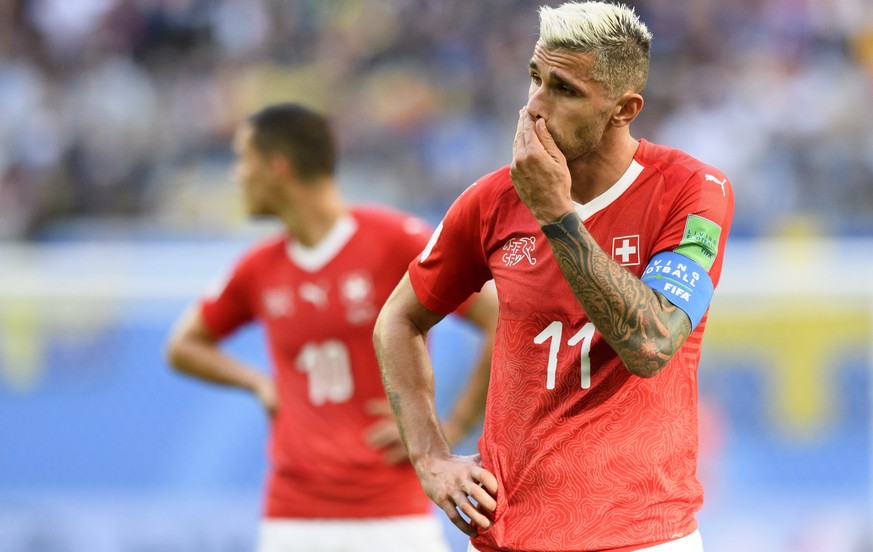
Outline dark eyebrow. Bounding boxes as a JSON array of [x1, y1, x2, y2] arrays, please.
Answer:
[[551, 72, 578, 90], [528, 59, 586, 95], [529, 59, 577, 85]]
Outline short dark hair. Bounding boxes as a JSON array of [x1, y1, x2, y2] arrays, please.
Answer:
[[248, 103, 336, 181]]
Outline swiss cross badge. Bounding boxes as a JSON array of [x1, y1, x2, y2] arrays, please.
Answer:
[[612, 235, 640, 266]]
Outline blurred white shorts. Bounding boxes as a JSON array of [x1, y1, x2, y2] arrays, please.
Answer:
[[257, 514, 451, 552], [467, 529, 703, 552]]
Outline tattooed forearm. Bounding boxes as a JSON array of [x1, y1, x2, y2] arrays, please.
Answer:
[[385, 388, 410, 442], [541, 212, 691, 377]]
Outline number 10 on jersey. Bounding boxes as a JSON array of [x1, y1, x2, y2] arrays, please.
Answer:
[[534, 321, 595, 390]]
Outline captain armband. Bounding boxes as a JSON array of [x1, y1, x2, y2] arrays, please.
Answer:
[[640, 251, 714, 331]]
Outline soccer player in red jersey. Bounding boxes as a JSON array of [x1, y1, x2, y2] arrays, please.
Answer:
[[165, 103, 497, 552], [374, 2, 734, 551]]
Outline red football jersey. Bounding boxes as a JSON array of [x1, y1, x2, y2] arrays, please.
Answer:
[[200, 206, 435, 519], [409, 140, 734, 551]]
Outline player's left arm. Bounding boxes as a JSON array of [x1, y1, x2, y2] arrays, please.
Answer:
[[539, 213, 692, 378], [512, 109, 730, 378]]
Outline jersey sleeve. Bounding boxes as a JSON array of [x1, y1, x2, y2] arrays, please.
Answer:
[[641, 167, 733, 329], [199, 253, 258, 339], [649, 168, 734, 287], [391, 214, 434, 265], [408, 183, 493, 316], [453, 279, 495, 317]]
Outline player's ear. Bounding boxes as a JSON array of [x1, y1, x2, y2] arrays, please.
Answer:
[[610, 92, 643, 128], [269, 153, 295, 180]]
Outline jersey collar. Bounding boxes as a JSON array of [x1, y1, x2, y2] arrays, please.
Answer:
[[286, 214, 358, 272], [573, 159, 644, 221]]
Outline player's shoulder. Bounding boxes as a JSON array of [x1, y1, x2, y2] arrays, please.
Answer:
[[470, 165, 514, 196], [637, 139, 730, 191], [219, 233, 288, 285], [450, 165, 515, 209], [350, 204, 432, 239], [237, 233, 288, 265]]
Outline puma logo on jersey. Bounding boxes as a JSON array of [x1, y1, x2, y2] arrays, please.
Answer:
[[299, 282, 330, 310], [705, 174, 727, 196], [502, 236, 537, 266]]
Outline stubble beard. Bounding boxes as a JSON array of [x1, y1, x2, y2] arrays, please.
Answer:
[[560, 110, 612, 164]]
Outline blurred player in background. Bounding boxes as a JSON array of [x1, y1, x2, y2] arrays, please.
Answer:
[[375, 2, 734, 552], [165, 103, 497, 552]]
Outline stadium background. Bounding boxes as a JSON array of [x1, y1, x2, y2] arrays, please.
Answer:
[[0, 0, 871, 551]]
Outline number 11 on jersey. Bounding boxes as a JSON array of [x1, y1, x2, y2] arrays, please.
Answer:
[[534, 321, 596, 390]]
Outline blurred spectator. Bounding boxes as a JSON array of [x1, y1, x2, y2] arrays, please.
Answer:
[[0, 0, 871, 239]]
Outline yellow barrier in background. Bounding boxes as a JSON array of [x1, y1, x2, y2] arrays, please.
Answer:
[[706, 236, 873, 439]]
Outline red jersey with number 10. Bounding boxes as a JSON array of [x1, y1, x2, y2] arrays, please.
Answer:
[[200, 206, 434, 519], [409, 140, 734, 551]]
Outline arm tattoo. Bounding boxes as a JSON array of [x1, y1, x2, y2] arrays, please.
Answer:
[[541, 212, 691, 377], [384, 388, 410, 446]]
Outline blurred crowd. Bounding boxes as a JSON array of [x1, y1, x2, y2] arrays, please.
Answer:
[[0, 0, 871, 240]]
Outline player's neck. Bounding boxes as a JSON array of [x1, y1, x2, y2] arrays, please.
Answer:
[[568, 134, 640, 206], [281, 179, 347, 248]]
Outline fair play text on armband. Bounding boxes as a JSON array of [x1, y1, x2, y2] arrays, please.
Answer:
[[640, 251, 714, 330]]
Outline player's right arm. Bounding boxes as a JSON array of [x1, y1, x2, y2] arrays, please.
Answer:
[[365, 283, 497, 464], [373, 274, 497, 537], [165, 305, 277, 416], [441, 282, 497, 448]]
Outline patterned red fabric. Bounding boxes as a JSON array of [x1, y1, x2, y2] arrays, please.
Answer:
[[201, 206, 434, 519], [409, 140, 734, 551]]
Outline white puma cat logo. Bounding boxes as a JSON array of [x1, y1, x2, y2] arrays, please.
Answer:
[[705, 174, 727, 196]]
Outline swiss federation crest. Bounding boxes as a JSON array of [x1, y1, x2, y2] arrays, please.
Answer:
[[502, 236, 537, 266], [340, 271, 376, 324], [299, 281, 330, 310]]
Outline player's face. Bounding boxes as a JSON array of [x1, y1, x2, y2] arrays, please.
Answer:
[[526, 42, 615, 162], [232, 123, 278, 216]]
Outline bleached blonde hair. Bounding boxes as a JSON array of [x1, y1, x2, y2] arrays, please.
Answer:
[[538, 2, 652, 97]]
